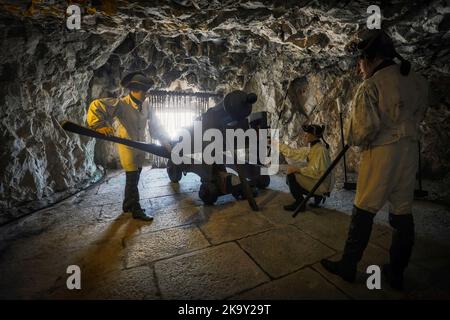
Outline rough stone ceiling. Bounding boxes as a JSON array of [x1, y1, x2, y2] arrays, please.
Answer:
[[3, 1, 449, 88]]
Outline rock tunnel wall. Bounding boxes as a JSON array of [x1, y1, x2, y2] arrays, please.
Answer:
[[0, 1, 449, 223]]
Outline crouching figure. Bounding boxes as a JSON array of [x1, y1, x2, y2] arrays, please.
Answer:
[[278, 124, 334, 212]]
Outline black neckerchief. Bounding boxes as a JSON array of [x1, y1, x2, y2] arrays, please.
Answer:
[[129, 93, 143, 112], [310, 139, 321, 147], [370, 59, 396, 78]]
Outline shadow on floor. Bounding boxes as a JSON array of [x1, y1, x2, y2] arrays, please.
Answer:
[[50, 213, 151, 299]]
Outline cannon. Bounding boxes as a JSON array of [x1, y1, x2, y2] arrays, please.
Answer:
[[61, 90, 270, 211], [167, 90, 271, 210]]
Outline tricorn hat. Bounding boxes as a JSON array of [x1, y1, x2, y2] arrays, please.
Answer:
[[302, 124, 330, 149], [357, 30, 395, 59], [120, 71, 154, 91], [346, 30, 411, 75], [302, 124, 325, 137]]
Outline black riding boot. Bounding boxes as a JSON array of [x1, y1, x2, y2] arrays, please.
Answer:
[[321, 206, 375, 282], [310, 195, 324, 208], [284, 173, 306, 212], [383, 213, 415, 290], [123, 169, 152, 221]]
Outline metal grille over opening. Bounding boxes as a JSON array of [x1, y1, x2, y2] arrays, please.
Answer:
[[147, 90, 222, 167]]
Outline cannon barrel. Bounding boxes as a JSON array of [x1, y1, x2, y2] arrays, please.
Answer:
[[202, 90, 257, 129]]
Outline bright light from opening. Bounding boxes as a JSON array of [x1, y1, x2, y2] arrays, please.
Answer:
[[155, 110, 197, 140], [147, 81, 214, 167]]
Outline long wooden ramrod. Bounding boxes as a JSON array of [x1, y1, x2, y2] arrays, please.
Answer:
[[292, 144, 350, 218], [60, 120, 171, 159]]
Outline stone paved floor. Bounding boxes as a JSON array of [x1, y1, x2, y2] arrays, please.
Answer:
[[0, 167, 449, 300]]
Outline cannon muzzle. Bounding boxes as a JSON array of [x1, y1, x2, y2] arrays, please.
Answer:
[[203, 90, 258, 129]]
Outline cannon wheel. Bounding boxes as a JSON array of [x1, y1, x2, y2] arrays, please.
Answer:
[[167, 160, 182, 183], [199, 182, 219, 205], [256, 175, 270, 189]]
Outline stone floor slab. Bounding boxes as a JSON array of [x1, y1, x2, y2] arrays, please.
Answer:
[[137, 206, 208, 233], [233, 267, 348, 300], [293, 209, 389, 251], [82, 266, 160, 300], [360, 243, 436, 293], [0, 205, 102, 245], [0, 249, 79, 299], [100, 204, 207, 235], [238, 225, 335, 278], [372, 232, 450, 272], [258, 191, 301, 226], [312, 243, 436, 300], [313, 256, 404, 300], [72, 190, 132, 208], [155, 242, 270, 299], [140, 184, 198, 199], [37, 213, 144, 252], [48, 239, 127, 299], [198, 210, 275, 245], [124, 225, 210, 268], [148, 192, 203, 211]]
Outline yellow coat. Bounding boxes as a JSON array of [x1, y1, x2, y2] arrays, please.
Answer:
[[280, 142, 334, 195], [87, 94, 170, 171]]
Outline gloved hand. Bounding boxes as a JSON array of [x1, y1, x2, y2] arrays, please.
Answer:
[[163, 142, 172, 152], [287, 165, 300, 174], [96, 127, 114, 136]]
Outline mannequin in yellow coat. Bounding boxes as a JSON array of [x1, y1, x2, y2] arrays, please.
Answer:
[[87, 72, 171, 221], [321, 30, 429, 290], [278, 124, 334, 212]]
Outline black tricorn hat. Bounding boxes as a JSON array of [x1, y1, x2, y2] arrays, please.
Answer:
[[120, 71, 154, 91], [345, 30, 393, 59], [302, 124, 325, 137], [357, 30, 396, 59], [346, 29, 411, 75]]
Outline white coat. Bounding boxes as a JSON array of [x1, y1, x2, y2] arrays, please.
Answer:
[[345, 63, 428, 214]]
